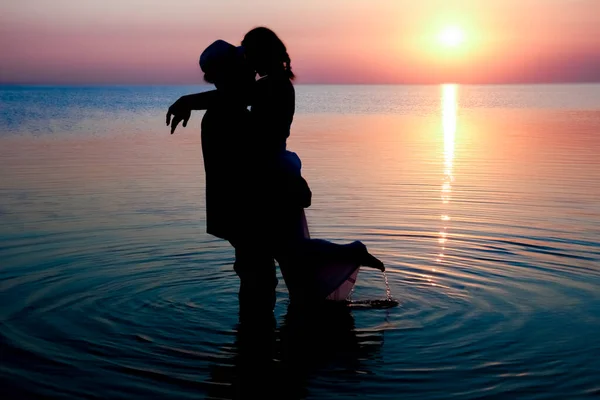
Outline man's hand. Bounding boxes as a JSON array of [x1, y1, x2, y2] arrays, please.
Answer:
[[166, 96, 192, 134]]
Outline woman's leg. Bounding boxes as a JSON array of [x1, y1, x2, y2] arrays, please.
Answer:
[[300, 239, 384, 271], [275, 209, 384, 304]]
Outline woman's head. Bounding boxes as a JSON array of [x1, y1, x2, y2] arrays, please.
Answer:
[[242, 27, 294, 79], [199, 40, 255, 90]]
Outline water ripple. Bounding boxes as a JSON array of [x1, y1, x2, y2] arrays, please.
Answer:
[[2, 86, 600, 398]]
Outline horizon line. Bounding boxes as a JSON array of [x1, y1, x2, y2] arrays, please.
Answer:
[[2, 81, 600, 87]]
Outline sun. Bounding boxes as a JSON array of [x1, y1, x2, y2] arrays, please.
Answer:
[[439, 26, 465, 47]]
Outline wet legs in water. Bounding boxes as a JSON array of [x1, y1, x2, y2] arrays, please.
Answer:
[[231, 242, 278, 319], [229, 234, 384, 316], [226, 242, 279, 397]]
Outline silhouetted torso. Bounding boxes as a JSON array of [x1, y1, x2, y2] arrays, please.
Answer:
[[201, 94, 250, 240], [250, 72, 295, 162], [201, 73, 298, 243], [249, 73, 303, 243]]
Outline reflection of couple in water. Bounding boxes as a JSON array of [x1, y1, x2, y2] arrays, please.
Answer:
[[167, 27, 384, 318]]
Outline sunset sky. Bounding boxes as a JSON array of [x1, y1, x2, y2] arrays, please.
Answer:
[[1, 0, 599, 84]]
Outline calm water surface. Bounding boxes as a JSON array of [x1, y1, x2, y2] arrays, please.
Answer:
[[1, 84, 600, 399]]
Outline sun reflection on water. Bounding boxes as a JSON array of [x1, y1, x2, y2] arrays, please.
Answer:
[[437, 84, 457, 267]]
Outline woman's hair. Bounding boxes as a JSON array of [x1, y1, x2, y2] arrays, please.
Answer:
[[242, 27, 295, 80]]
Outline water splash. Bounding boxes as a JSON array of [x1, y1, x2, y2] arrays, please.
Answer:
[[383, 271, 392, 301], [346, 270, 399, 309], [347, 298, 398, 309]]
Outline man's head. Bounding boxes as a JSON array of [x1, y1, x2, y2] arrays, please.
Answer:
[[199, 40, 254, 90]]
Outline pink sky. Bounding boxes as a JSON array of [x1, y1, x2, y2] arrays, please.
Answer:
[[1, 0, 599, 84]]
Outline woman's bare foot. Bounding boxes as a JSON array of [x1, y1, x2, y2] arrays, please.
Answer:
[[350, 241, 385, 272], [363, 251, 385, 272]]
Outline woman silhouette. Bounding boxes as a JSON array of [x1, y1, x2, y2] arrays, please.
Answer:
[[166, 28, 383, 317]]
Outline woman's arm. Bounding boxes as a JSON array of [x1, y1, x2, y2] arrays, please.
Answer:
[[166, 90, 219, 134]]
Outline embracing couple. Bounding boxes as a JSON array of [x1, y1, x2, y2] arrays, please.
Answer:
[[166, 27, 384, 318]]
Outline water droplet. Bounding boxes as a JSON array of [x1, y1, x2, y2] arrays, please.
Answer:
[[383, 271, 392, 300]]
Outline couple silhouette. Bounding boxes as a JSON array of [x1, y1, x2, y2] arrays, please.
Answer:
[[166, 27, 384, 319]]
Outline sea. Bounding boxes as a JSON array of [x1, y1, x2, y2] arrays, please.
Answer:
[[1, 84, 600, 399]]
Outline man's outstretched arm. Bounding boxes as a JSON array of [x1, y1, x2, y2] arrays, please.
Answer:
[[166, 90, 219, 134]]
